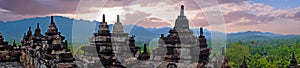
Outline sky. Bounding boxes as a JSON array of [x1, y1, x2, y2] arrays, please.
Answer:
[[0, 0, 300, 35]]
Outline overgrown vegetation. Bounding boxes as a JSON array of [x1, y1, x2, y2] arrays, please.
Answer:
[[226, 39, 300, 67]]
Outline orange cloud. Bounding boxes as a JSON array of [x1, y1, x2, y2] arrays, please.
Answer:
[[190, 12, 209, 27], [135, 17, 171, 28]]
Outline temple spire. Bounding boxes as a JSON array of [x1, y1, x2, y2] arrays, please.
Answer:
[[143, 43, 147, 53], [45, 16, 59, 35], [174, 5, 189, 30], [29, 26, 31, 31], [240, 56, 248, 68], [113, 15, 124, 33], [160, 34, 164, 38], [243, 56, 246, 62], [290, 52, 298, 67], [0, 32, 3, 40], [0, 34, 3, 42], [13, 40, 16, 46], [103, 14, 106, 22], [117, 15, 120, 23], [49, 16, 57, 27], [137, 43, 150, 60], [35, 23, 41, 33], [200, 27, 204, 36], [180, 5, 184, 16], [51, 16, 54, 24], [292, 52, 295, 59], [27, 26, 32, 35], [37, 23, 40, 28]]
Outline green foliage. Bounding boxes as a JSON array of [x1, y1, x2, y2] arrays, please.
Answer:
[[226, 39, 300, 67], [227, 42, 250, 67], [68, 43, 88, 56]]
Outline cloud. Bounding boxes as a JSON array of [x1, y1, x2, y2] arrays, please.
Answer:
[[189, 9, 276, 27], [189, 13, 209, 27], [0, 12, 22, 21], [217, 1, 279, 25], [217, 0, 251, 4], [291, 11, 300, 21], [0, 0, 254, 21], [0, 0, 139, 21], [116, 0, 292, 27], [223, 11, 275, 25], [261, 10, 292, 17], [0, 0, 139, 15], [135, 17, 171, 28], [132, 0, 251, 11], [220, 2, 273, 12], [183, 0, 251, 10], [0, 0, 298, 27], [257, 6, 300, 21], [294, 12, 300, 18], [122, 10, 151, 24], [0, 8, 47, 21], [0, 0, 79, 15], [104, 0, 137, 7]]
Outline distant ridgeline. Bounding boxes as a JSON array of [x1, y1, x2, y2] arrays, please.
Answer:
[[0, 16, 300, 42], [0, 16, 210, 42], [0, 16, 299, 43]]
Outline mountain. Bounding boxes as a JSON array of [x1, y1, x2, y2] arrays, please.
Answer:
[[0, 16, 299, 43], [227, 31, 300, 42], [0, 16, 212, 42], [0, 16, 73, 42]]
